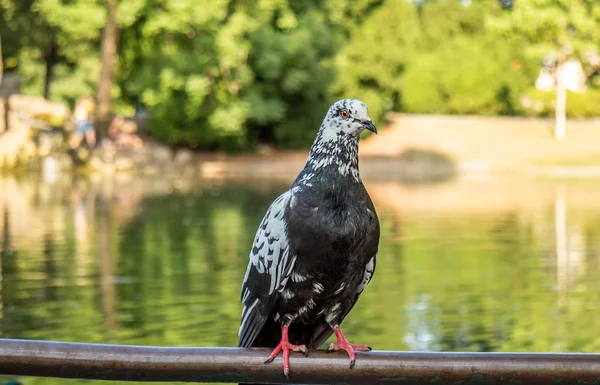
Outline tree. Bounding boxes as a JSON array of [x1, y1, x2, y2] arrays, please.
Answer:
[[487, 0, 600, 140], [96, 0, 120, 137], [0, 0, 105, 103], [0, 32, 3, 87], [42, 37, 57, 99], [117, 0, 343, 149], [334, 0, 531, 123], [6, 0, 598, 151], [332, 0, 419, 124], [0, 0, 58, 99]]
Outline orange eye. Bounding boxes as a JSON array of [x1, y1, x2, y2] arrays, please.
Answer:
[[340, 109, 350, 119]]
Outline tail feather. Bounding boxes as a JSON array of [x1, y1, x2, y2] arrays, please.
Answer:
[[246, 316, 281, 348], [238, 316, 279, 385]]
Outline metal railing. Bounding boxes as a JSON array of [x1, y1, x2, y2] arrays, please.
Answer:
[[0, 338, 599, 384]]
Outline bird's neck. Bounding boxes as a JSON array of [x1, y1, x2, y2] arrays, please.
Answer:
[[296, 132, 361, 187]]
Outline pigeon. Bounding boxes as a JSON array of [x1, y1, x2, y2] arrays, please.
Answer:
[[238, 98, 380, 377]]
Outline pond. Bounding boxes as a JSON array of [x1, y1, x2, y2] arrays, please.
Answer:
[[1, 172, 600, 385]]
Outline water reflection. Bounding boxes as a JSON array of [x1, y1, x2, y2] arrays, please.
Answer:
[[1, 174, 600, 384]]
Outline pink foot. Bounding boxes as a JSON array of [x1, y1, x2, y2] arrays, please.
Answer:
[[326, 325, 372, 368], [264, 324, 307, 376]]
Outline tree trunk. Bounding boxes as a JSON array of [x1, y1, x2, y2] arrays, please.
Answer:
[[555, 61, 566, 141], [0, 32, 3, 88], [96, 0, 119, 138], [43, 39, 57, 100], [0, 33, 4, 135]]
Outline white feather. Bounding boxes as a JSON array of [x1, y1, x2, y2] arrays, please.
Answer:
[[326, 303, 341, 324], [357, 255, 376, 294], [238, 298, 259, 336], [239, 190, 298, 343], [282, 289, 295, 300], [291, 272, 308, 282], [313, 282, 325, 293], [333, 282, 346, 295]]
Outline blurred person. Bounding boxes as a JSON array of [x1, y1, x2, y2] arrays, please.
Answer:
[[108, 115, 124, 138], [108, 115, 144, 150], [70, 96, 96, 149]]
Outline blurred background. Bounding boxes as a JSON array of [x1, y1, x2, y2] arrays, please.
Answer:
[[2, 0, 600, 384]]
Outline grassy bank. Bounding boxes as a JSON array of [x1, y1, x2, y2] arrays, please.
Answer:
[[5, 112, 599, 182], [196, 114, 600, 182], [361, 114, 600, 175]]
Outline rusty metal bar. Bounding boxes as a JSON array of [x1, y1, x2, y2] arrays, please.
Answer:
[[0, 339, 599, 384]]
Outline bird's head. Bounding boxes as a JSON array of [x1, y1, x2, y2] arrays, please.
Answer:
[[302, 98, 375, 182], [320, 99, 377, 140]]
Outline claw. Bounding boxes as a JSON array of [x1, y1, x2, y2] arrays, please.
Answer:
[[263, 324, 307, 376], [264, 356, 275, 364], [326, 325, 372, 369]]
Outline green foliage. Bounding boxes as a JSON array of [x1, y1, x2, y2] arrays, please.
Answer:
[[114, 0, 342, 150], [524, 88, 600, 118], [487, 0, 600, 59], [335, 0, 537, 122], [2, 0, 600, 150], [333, 0, 418, 125], [0, 0, 104, 103], [403, 36, 532, 116], [485, 0, 600, 119], [245, 8, 340, 148]]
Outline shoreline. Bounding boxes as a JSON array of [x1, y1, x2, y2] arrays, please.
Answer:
[[2, 103, 600, 180]]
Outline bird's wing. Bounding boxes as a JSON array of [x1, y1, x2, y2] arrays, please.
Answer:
[[307, 253, 378, 349], [238, 190, 296, 347]]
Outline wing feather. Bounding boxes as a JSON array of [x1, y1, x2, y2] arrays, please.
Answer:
[[238, 190, 296, 347]]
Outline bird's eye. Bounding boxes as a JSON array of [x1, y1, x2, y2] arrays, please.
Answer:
[[340, 109, 350, 119]]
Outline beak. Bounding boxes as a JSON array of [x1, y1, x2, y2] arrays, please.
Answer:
[[361, 120, 377, 134]]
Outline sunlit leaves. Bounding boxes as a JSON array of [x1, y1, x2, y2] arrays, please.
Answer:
[[112, 0, 341, 148], [488, 0, 600, 58], [335, 0, 534, 121], [35, 0, 104, 40], [5, 0, 600, 149]]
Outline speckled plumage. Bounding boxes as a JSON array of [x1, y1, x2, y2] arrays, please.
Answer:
[[238, 99, 380, 376]]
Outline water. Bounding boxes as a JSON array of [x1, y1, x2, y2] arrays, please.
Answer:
[[2, 173, 600, 384]]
